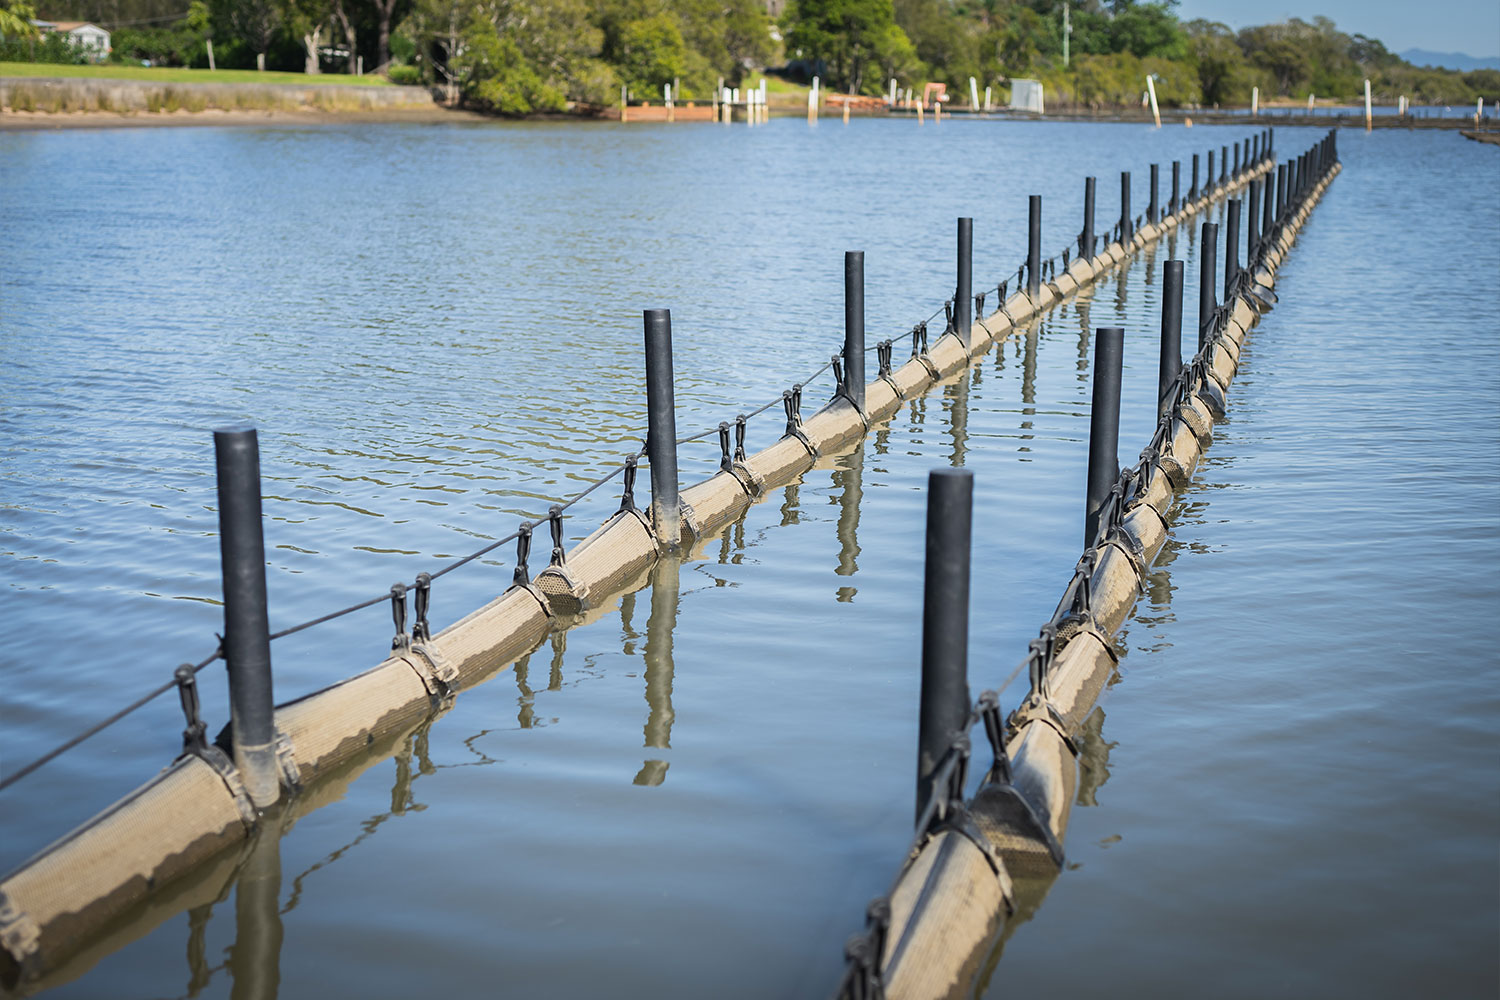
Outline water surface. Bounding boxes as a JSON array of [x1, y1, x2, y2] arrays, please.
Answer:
[[1, 118, 1495, 998]]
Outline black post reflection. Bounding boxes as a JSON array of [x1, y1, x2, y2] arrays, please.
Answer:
[[184, 902, 215, 996], [548, 631, 565, 692], [227, 821, 283, 1000], [780, 481, 801, 526], [1019, 324, 1038, 450], [1115, 253, 1131, 312], [947, 370, 970, 468], [620, 589, 640, 656], [634, 556, 678, 786], [513, 650, 536, 729], [833, 447, 864, 603], [1074, 706, 1116, 807]]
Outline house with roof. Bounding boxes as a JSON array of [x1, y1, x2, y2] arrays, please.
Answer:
[[31, 20, 111, 61]]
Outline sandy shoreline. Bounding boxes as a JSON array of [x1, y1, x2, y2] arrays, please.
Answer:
[[0, 106, 497, 129]]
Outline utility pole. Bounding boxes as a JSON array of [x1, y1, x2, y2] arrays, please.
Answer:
[[1063, 3, 1071, 68]]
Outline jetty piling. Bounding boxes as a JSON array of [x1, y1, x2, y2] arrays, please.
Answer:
[[1225, 199, 1242, 298], [843, 252, 866, 413], [1170, 161, 1181, 215], [1191, 153, 1199, 200], [1027, 198, 1042, 299], [1159, 261, 1185, 414], [643, 309, 680, 550], [1198, 222, 1219, 351], [213, 425, 280, 810], [1207, 151, 1215, 192], [1119, 172, 1131, 242], [1083, 329, 1124, 548], [1149, 164, 1159, 224], [1082, 177, 1096, 262], [916, 469, 974, 822], [956, 219, 973, 348]]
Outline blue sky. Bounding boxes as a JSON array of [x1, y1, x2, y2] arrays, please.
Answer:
[[1175, 0, 1500, 58]]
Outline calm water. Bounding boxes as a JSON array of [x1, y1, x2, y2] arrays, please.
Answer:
[[1, 119, 1496, 998]]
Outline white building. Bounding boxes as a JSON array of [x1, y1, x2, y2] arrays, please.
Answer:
[[32, 20, 111, 61]]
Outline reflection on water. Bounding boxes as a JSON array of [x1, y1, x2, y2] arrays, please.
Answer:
[[228, 826, 282, 1000], [833, 448, 863, 603], [635, 558, 678, 787]]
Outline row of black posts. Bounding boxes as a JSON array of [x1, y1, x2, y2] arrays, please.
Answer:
[[914, 127, 1336, 838], [204, 129, 1279, 815]]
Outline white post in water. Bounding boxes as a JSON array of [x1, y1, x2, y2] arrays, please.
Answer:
[[843, 98, 850, 124], [1308, 92, 1314, 111], [1364, 78, 1372, 131], [665, 82, 674, 122], [760, 79, 768, 123], [889, 78, 898, 105], [1146, 74, 1161, 128], [969, 76, 980, 111], [810, 77, 819, 122], [1251, 85, 1258, 116], [984, 85, 992, 111], [1477, 97, 1484, 124]]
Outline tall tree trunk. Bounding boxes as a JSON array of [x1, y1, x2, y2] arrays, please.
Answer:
[[332, 0, 356, 75], [303, 25, 324, 75], [376, 0, 395, 71]]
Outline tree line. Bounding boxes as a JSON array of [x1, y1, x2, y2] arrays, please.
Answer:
[[2, 0, 1496, 112]]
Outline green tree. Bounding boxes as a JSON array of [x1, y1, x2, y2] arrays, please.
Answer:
[[1184, 18, 1246, 105], [783, 0, 912, 94], [1, 0, 39, 38], [615, 12, 686, 98]]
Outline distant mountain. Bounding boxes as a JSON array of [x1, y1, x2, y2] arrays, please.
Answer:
[[1399, 48, 1500, 72]]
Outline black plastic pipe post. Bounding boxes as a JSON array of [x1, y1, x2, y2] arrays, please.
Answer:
[[956, 220, 972, 348], [1198, 222, 1218, 351], [1252, 134, 1259, 165], [1206, 150, 1214, 191], [643, 309, 680, 549], [1082, 176, 1096, 260], [1027, 196, 1041, 297], [1220, 144, 1228, 182], [844, 251, 866, 412], [1267, 126, 1275, 160], [1276, 163, 1287, 219], [1148, 163, 1159, 224], [1262, 168, 1276, 245], [1224, 198, 1241, 297], [1190, 153, 1199, 199], [214, 424, 280, 809], [1119, 172, 1131, 242], [917, 467, 973, 823], [1246, 179, 1261, 262], [1233, 142, 1240, 177], [1159, 261, 1184, 415], [1084, 329, 1124, 549], [1170, 160, 1181, 215]]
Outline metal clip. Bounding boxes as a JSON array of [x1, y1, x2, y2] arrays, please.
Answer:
[[943, 299, 955, 336], [1063, 247, 1071, 266], [974, 291, 985, 317], [978, 689, 1010, 784], [547, 505, 566, 567], [733, 415, 747, 463], [876, 339, 892, 378], [390, 582, 410, 652], [619, 455, 638, 513], [175, 664, 208, 755], [910, 320, 928, 358], [718, 421, 733, 473], [513, 523, 532, 587], [831, 352, 846, 399], [412, 572, 432, 643]]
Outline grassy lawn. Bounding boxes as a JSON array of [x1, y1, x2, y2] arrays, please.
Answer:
[[0, 62, 391, 86]]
